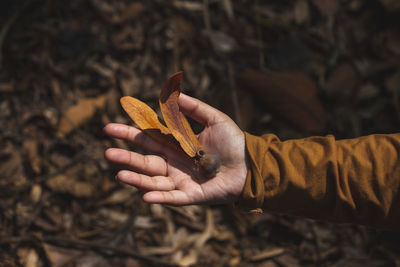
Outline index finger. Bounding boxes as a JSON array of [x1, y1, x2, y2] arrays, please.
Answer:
[[104, 123, 173, 156]]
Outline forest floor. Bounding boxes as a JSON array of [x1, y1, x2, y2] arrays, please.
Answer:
[[1, 0, 400, 266]]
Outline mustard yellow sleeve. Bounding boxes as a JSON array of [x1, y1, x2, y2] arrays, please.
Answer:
[[238, 132, 400, 231]]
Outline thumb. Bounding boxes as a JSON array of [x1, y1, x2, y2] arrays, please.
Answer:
[[178, 93, 226, 126]]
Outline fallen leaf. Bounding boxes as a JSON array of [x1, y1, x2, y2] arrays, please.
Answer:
[[312, 0, 340, 16], [248, 248, 286, 261], [159, 72, 202, 158], [170, 16, 195, 41], [324, 63, 359, 100], [43, 244, 82, 267], [294, 0, 309, 25], [118, 2, 144, 23], [57, 94, 107, 138], [221, 0, 234, 20], [274, 254, 300, 266], [99, 208, 128, 223], [46, 174, 95, 198], [134, 216, 157, 229], [177, 249, 198, 267], [102, 188, 136, 205], [74, 254, 110, 267], [17, 248, 39, 267], [206, 31, 237, 54], [23, 139, 41, 174], [0, 82, 13, 92], [30, 184, 42, 203], [379, 0, 400, 11], [194, 208, 214, 248], [173, 1, 203, 11], [239, 70, 326, 133]]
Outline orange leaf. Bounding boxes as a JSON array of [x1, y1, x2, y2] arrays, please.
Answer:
[[120, 96, 178, 148], [159, 72, 202, 158], [120, 72, 220, 178]]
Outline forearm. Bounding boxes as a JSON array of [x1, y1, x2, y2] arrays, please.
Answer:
[[238, 132, 400, 231]]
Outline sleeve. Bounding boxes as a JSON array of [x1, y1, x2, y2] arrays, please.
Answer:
[[237, 132, 400, 231]]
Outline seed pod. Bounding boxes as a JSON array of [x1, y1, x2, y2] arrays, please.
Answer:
[[198, 152, 221, 178]]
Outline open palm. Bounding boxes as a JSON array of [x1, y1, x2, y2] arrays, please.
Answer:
[[104, 94, 248, 205]]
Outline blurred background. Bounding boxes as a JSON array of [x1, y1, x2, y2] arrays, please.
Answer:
[[1, 0, 400, 266]]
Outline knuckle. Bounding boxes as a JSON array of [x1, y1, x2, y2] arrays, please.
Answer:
[[128, 151, 134, 166], [168, 177, 175, 190], [152, 177, 159, 189], [167, 191, 175, 203], [126, 126, 135, 140], [142, 155, 150, 169]]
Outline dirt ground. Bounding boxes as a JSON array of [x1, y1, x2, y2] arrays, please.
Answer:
[[1, 0, 400, 266]]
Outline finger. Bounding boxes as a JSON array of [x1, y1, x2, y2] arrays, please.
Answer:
[[178, 93, 227, 126], [105, 148, 167, 176], [142, 190, 193, 205], [117, 170, 175, 191], [104, 123, 170, 155]]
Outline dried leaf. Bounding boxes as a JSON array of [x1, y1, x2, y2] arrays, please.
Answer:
[[119, 2, 144, 23], [324, 63, 359, 100], [121, 72, 220, 177], [120, 96, 178, 149], [134, 216, 157, 229], [159, 72, 202, 158], [30, 184, 42, 203], [0, 82, 14, 92], [58, 94, 107, 138], [248, 248, 286, 261], [177, 249, 198, 267], [239, 70, 326, 133], [46, 174, 94, 198], [312, 0, 340, 16], [194, 208, 214, 248], [221, 0, 234, 21], [379, 0, 400, 11], [99, 208, 128, 223], [102, 188, 136, 205], [43, 244, 82, 267], [17, 248, 39, 267], [294, 0, 309, 25], [23, 139, 41, 174], [171, 16, 195, 41], [121, 96, 169, 134], [173, 1, 203, 11]]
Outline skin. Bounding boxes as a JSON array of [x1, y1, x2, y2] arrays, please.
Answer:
[[104, 93, 248, 205]]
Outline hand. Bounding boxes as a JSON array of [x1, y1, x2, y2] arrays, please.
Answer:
[[104, 93, 248, 205]]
